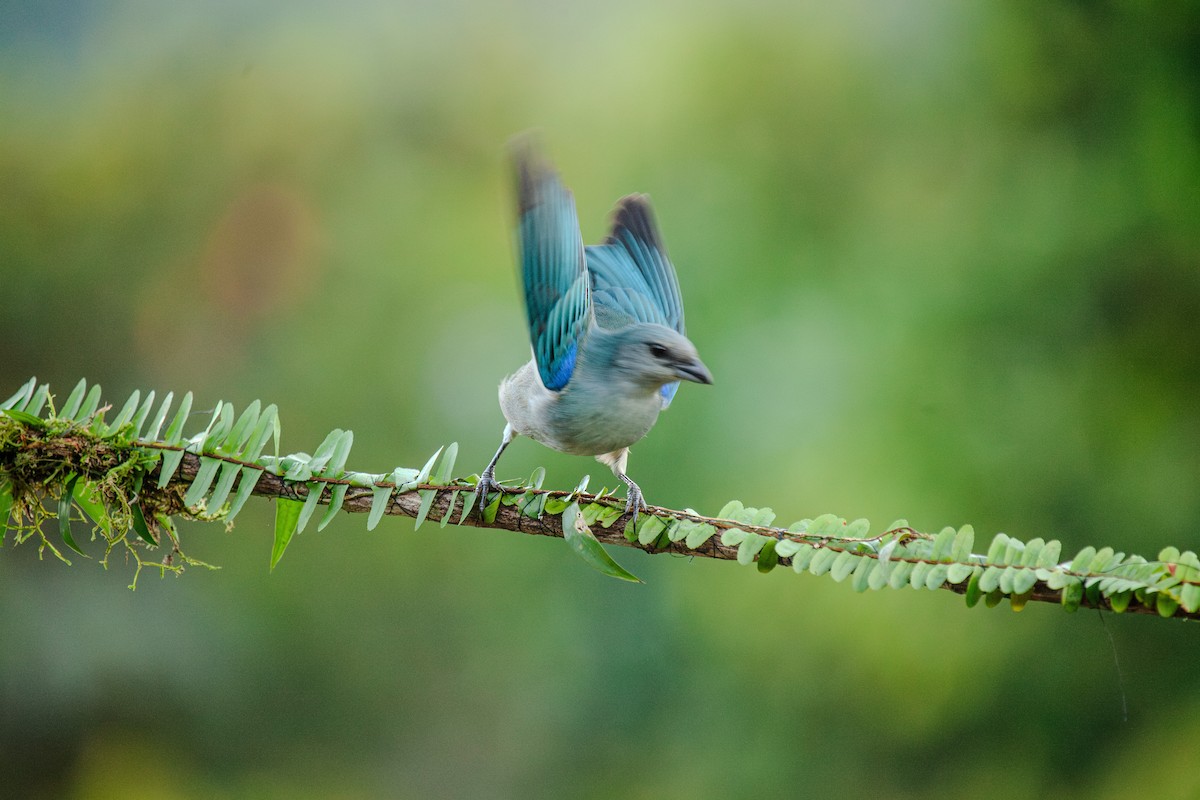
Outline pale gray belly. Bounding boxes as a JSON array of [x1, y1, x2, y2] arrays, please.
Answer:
[[498, 361, 662, 456]]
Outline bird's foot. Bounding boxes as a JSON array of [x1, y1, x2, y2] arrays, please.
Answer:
[[623, 481, 649, 528], [477, 468, 505, 515]]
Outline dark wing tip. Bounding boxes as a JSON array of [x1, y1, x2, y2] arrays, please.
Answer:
[[606, 194, 665, 252], [509, 133, 558, 216]]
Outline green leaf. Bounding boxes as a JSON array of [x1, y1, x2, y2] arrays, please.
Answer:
[[720, 527, 747, 547], [432, 442, 459, 485], [74, 481, 113, 537], [809, 547, 838, 576], [636, 515, 668, 546], [368, 485, 394, 531], [60, 379, 87, 419], [829, 550, 858, 582], [737, 532, 768, 566], [946, 563, 974, 584], [104, 390, 141, 436], [58, 474, 86, 557], [200, 402, 235, 452], [965, 570, 983, 607], [3, 408, 44, 427], [1069, 546, 1097, 573], [985, 533, 1010, 564], [1158, 545, 1181, 564], [481, 492, 501, 524], [518, 489, 546, 520], [145, 391, 174, 440], [184, 457, 222, 507], [163, 392, 194, 445], [1061, 579, 1084, 612], [326, 430, 354, 478], [439, 490, 460, 528], [392, 467, 422, 493], [544, 496, 571, 516], [774, 538, 803, 558], [876, 537, 902, 565], [790, 543, 818, 571], [1108, 590, 1132, 614], [750, 506, 777, 527], [757, 539, 780, 573], [1012, 567, 1039, 595], [924, 564, 950, 590], [1009, 592, 1031, 612], [157, 449, 186, 489], [24, 383, 51, 417], [851, 553, 875, 590], [888, 561, 915, 589], [415, 447, 443, 485], [1180, 584, 1200, 615], [281, 453, 314, 482], [205, 460, 244, 512], [684, 522, 718, 550], [131, 505, 157, 547], [809, 513, 844, 538], [414, 489, 437, 529], [2, 377, 36, 410], [271, 498, 304, 570], [844, 518, 870, 540], [75, 383, 102, 422], [1020, 538, 1046, 568], [318, 484, 350, 531], [131, 390, 156, 438], [225, 467, 263, 522], [220, 400, 260, 455], [909, 561, 932, 589], [978, 565, 1003, 593], [307, 429, 344, 475], [242, 405, 278, 459], [716, 500, 744, 519], [1037, 539, 1062, 568], [1156, 593, 1180, 618], [562, 503, 642, 583], [296, 482, 325, 533], [930, 527, 956, 562]]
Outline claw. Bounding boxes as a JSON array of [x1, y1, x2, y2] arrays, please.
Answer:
[[477, 469, 503, 515], [623, 480, 648, 528]]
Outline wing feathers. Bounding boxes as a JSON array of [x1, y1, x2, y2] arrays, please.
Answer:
[[511, 140, 591, 391]]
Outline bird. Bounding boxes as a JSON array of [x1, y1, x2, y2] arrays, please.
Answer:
[[477, 139, 712, 524]]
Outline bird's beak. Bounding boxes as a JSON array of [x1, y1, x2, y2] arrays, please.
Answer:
[[674, 358, 714, 385]]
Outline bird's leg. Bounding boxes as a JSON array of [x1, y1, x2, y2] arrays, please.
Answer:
[[478, 424, 516, 514], [599, 447, 648, 527], [616, 471, 646, 528]]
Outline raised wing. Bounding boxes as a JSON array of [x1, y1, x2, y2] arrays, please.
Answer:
[[585, 195, 685, 335], [585, 194, 686, 407], [512, 141, 592, 391]]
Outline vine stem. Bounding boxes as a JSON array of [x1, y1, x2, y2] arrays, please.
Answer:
[[159, 449, 1197, 622]]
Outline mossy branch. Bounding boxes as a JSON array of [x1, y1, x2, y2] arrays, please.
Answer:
[[3, 377, 1199, 620]]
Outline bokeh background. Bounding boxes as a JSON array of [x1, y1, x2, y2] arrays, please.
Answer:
[[3, 1, 1200, 797]]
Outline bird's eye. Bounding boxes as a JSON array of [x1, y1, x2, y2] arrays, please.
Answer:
[[648, 343, 669, 359]]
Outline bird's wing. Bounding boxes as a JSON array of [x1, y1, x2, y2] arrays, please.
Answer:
[[513, 141, 592, 392], [586, 194, 686, 407], [586, 195, 684, 333]]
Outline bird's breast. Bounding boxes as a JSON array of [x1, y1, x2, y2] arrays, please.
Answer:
[[498, 360, 662, 457]]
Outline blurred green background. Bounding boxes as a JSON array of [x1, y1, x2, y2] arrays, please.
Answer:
[[3, 1, 1199, 797]]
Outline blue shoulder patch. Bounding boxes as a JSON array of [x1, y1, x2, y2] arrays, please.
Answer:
[[660, 380, 680, 408], [544, 342, 578, 391]]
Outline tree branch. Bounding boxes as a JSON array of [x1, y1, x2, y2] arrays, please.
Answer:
[[4, 377, 1197, 621]]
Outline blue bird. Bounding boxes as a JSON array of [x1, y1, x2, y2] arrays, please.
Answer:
[[478, 139, 713, 522]]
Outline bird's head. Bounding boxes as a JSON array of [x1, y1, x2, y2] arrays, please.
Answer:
[[605, 324, 713, 390]]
